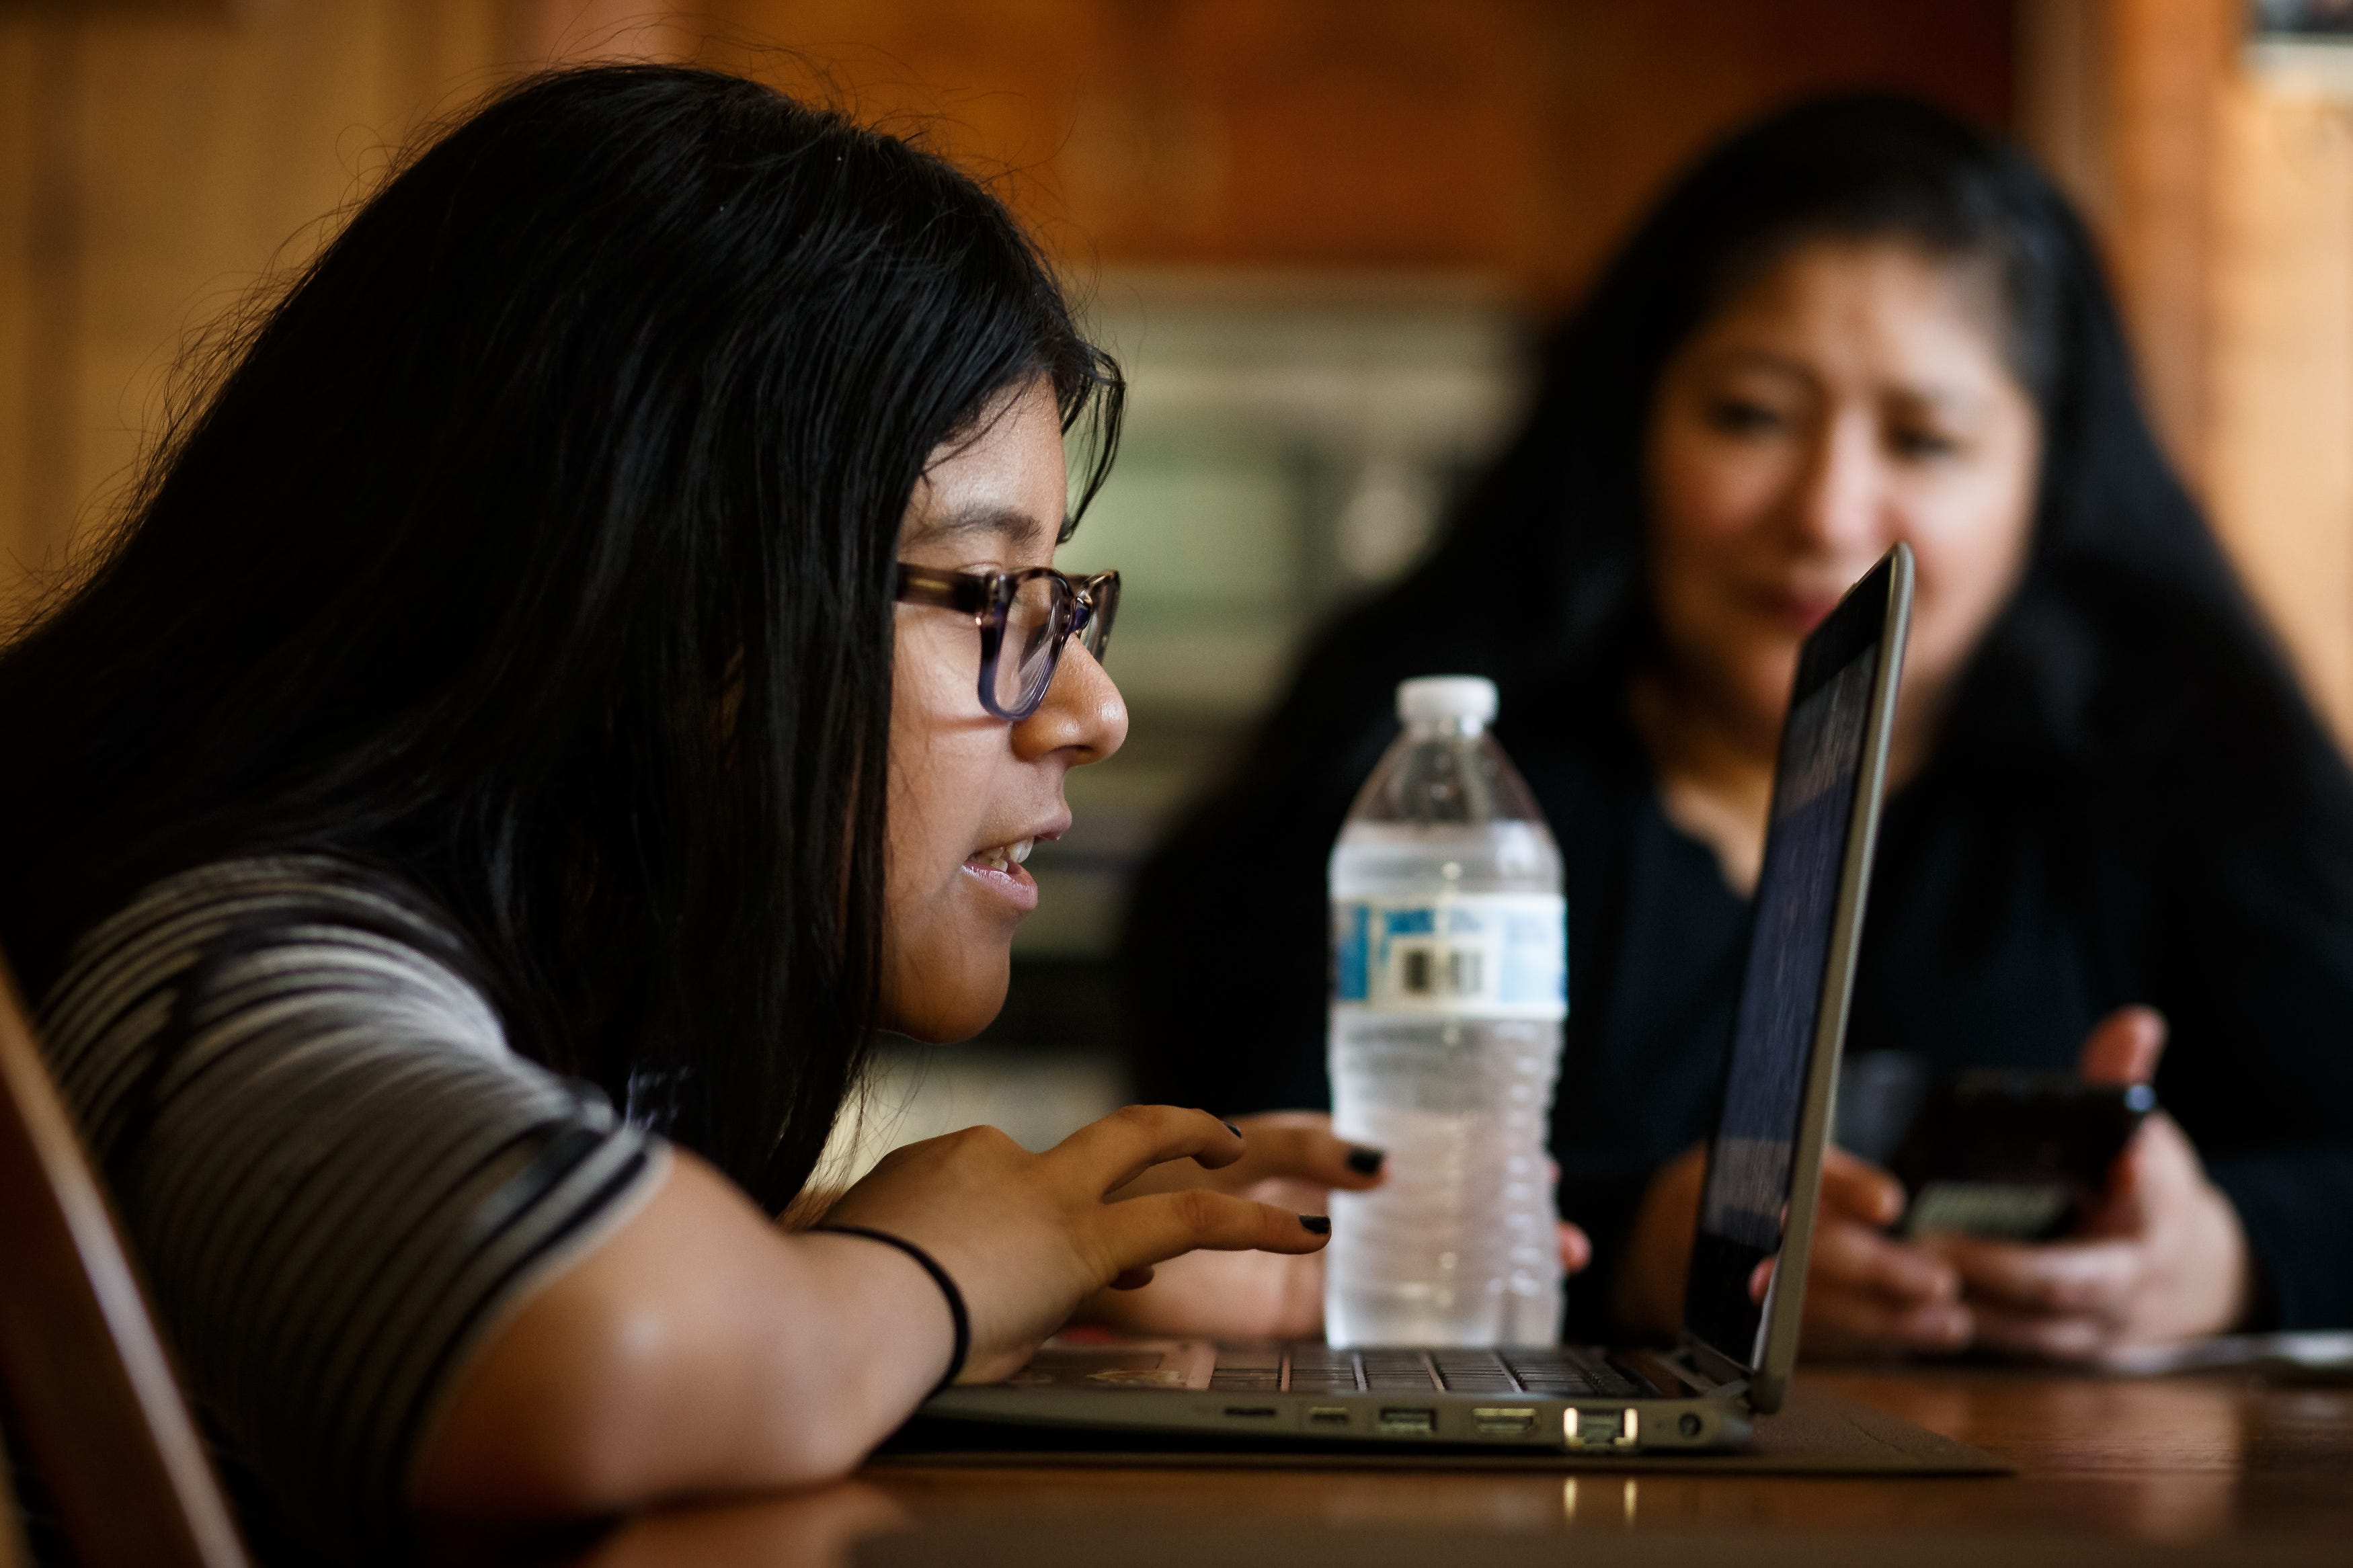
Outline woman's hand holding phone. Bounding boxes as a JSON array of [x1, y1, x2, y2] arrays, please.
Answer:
[[817, 1105, 1337, 1383], [1620, 1005, 2254, 1364], [1923, 1007, 2252, 1358], [1797, 1148, 1977, 1354], [1614, 1141, 1975, 1354]]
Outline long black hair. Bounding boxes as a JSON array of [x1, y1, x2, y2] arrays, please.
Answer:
[[1125, 93, 2353, 1093], [0, 65, 1121, 1212]]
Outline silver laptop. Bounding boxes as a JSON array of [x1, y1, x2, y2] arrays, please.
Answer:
[[922, 542, 1914, 1455]]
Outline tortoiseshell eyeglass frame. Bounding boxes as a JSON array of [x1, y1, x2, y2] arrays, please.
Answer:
[[893, 563, 1121, 721]]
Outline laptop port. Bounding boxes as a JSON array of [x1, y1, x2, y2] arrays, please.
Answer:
[[1564, 1406, 1640, 1448], [1307, 1407, 1351, 1427], [1471, 1407, 1537, 1435], [1377, 1407, 1436, 1435], [1222, 1406, 1277, 1419]]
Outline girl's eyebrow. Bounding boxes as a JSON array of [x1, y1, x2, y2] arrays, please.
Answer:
[[902, 502, 1049, 555]]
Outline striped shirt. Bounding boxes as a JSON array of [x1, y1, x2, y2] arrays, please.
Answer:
[[35, 856, 668, 1557]]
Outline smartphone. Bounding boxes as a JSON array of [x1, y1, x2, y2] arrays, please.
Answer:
[[1886, 1071, 2156, 1241]]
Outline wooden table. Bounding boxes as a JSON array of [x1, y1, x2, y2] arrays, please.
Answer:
[[571, 1367, 2353, 1566]]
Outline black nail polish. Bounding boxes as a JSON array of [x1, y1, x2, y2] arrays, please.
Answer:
[[1299, 1214, 1331, 1235], [1346, 1146, 1386, 1175], [1222, 1120, 1243, 1139]]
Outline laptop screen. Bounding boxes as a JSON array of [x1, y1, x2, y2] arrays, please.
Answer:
[[1681, 589, 1889, 1371]]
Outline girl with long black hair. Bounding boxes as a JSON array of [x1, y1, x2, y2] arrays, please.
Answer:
[[1125, 95, 2353, 1357], [0, 65, 1377, 1555]]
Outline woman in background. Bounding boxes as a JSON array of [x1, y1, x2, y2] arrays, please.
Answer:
[[0, 66, 1373, 1559], [1124, 96, 2353, 1358]]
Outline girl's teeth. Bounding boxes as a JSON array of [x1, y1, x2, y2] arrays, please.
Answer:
[[974, 832, 1040, 870], [970, 839, 1034, 873]]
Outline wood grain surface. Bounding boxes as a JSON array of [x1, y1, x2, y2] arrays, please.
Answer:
[[556, 1366, 2353, 1566]]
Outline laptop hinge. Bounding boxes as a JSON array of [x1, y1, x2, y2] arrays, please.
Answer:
[[1621, 1346, 1712, 1398], [1676, 1332, 1753, 1395]]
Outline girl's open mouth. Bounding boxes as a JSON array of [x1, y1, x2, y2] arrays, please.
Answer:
[[962, 839, 1039, 909]]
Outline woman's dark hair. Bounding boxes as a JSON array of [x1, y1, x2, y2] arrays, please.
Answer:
[[0, 64, 1121, 1210], [1125, 93, 2353, 1078]]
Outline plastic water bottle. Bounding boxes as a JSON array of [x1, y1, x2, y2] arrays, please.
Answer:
[[1324, 675, 1567, 1348]]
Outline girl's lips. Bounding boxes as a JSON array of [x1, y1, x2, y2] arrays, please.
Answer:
[[961, 855, 1039, 912]]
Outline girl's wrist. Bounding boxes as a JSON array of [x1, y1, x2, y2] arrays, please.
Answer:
[[807, 1225, 970, 1394]]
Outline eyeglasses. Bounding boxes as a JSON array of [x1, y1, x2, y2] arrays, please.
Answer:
[[893, 563, 1121, 721]]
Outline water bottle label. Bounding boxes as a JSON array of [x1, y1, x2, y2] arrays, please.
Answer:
[[1330, 894, 1566, 1019]]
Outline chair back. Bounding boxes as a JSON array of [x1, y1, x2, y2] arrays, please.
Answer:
[[0, 951, 249, 1567]]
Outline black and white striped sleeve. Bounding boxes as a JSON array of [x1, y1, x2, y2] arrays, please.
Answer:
[[36, 856, 668, 1557]]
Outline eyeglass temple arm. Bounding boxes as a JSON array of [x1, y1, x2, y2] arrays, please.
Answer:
[[894, 564, 994, 616], [1072, 573, 1117, 654]]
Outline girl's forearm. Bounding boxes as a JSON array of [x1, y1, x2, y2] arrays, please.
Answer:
[[409, 1154, 953, 1516]]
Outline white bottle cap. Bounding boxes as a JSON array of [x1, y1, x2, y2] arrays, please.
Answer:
[[1396, 675, 1498, 725]]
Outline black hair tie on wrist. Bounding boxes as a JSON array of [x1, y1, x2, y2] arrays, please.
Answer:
[[813, 1223, 971, 1395]]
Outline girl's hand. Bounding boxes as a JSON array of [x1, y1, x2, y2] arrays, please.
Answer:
[[819, 1105, 1332, 1382], [1926, 1110, 2248, 1358], [1084, 1112, 1593, 1341], [1078, 1111, 1382, 1339]]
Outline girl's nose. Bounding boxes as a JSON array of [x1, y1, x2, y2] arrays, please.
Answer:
[[1013, 642, 1127, 764]]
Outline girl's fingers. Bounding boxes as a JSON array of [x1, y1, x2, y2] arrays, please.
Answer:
[[1080, 1246, 1329, 1341], [1095, 1188, 1331, 1274], [1105, 1112, 1386, 1200], [1045, 1104, 1246, 1195], [1213, 1116, 1386, 1192]]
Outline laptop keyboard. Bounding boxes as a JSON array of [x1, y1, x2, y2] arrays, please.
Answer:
[[1207, 1346, 1650, 1397]]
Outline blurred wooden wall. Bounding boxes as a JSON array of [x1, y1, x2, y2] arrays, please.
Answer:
[[688, 0, 2013, 294], [2017, 0, 2353, 741], [0, 0, 522, 602], [0, 0, 2011, 610], [3, 0, 2350, 749]]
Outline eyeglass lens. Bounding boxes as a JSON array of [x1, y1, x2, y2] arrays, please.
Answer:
[[994, 575, 1074, 716]]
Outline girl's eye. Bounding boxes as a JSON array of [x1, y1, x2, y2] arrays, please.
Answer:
[[1704, 397, 1788, 436]]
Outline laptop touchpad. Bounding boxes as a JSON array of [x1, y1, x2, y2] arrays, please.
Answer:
[[1001, 1342, 1210, 1390]]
